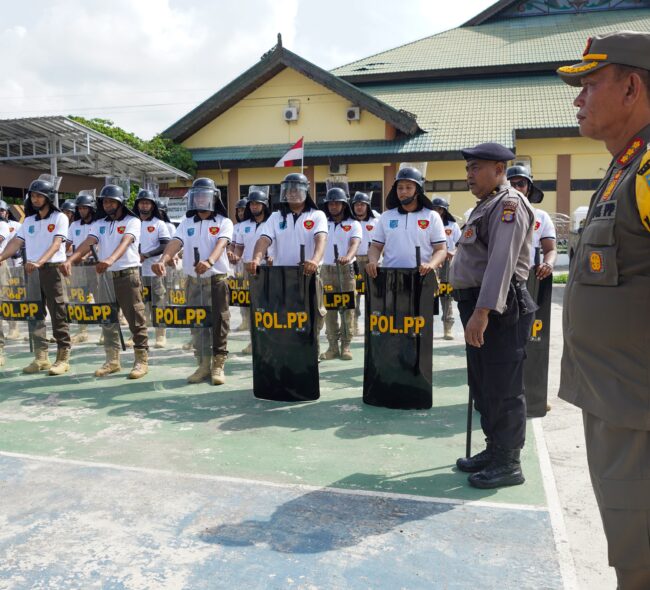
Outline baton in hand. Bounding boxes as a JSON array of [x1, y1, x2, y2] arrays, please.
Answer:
[[333, 244, 349, 343], [21, 247, 34, 353]]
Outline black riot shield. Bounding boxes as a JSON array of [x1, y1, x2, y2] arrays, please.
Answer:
[[0, 265, 46, 322], [65, 264, 118, 325], [363, 268, 437, 410], [228, 275, 250, 308], [524, 270, 552, 417], [249, 266, 320, 402]]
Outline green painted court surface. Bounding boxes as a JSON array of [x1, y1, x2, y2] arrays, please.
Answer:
[[0, 322, 544, 505], [0, 314, 564, 589]]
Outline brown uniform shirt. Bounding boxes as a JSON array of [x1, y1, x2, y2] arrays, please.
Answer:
[[560, 124, 650, 431], [450, 184, 534, 313]]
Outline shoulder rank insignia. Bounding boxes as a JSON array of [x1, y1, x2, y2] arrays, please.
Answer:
[[617, 137, 646, 167], [600, 169, 623, 202]]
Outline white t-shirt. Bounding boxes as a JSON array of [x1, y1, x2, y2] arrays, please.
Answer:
[[166, 221, 176, 239], [372, 207, 446, 268], [443, 221, 462, 253], [140, 218, 171, 277], [68, 220, 94, 250], [530, 208, 556, 267], [16, 211, 69, 263], [323, 218, 362, 265], [89, 214, 141, 271], [172, 213, 233, 277], [5, 220, 22, 266], [357, 212, 380, 256], [236, 218, 276, 263], [0, 221, 10, 255], [261, 207, 328, 266]]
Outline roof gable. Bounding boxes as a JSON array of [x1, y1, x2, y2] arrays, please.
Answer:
[[162, 41, 421, 142]]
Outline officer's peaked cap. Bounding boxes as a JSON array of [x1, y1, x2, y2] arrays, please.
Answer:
[[461, 142, 515, 162]]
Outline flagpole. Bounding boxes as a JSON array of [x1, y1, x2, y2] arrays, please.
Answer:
[[301, 139, 304, 174]]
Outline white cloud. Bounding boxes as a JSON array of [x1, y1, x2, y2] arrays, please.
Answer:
[[0, 0, 493, 139]]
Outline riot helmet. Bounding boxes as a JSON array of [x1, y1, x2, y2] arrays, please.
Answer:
[[60, 200, 77, 218], [351, 191, 377, 221], [244, 186, 270, 222], [135, 189, 163, 220], [506, 165, 544, 204], [186, 177, 227, 217], [156, 197, 172, 223], [98, 184, 136, 219], [0, 199, 18, 222], [431, 196, 456, 224], [73, 189, 97, 222], [279, 173, 317, 210], [322, 187, 352, 220], [25, 174, 62, 215], [235, 198, 248, 223], [385, 166, 432, 210]]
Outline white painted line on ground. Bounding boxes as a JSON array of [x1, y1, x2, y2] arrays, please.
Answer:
[[0, 449, 547, 513], [533, 418, 580, 590]]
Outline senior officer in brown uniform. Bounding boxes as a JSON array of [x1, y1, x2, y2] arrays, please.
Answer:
[[557, 32, 650, 590], [450, 142, 536, 489]]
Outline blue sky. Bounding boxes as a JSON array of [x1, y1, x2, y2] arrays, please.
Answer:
[[0, 0, 495, 138]]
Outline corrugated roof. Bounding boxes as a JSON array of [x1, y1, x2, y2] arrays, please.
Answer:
[[332, 9, 650, 81], [190, 75, 579, 166]]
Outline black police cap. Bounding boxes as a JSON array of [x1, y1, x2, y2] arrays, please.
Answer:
[[461, 142, 515, 162]]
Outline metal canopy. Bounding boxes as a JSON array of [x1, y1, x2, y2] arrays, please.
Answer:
[[0, 116, 191, 184]]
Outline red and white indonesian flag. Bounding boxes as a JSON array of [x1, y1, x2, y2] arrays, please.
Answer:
[[274, 137, 304, 168]]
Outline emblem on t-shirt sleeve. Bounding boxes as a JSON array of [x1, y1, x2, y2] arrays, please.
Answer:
[[417, 220, 429, 229], [209, 226, 220, 235], [47, 224, 55, 232], [303, 220, 314, 230], [117, 226, 126, 234], [534, 220, 541, 231]]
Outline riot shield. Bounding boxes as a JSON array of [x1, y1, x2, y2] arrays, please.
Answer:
[[65, 264, 118, 326], [151, 269, 212, 354], [249, 266, 320, 402], [363, 268, 437, 410], [523, 270, 552, 418], [228, 275, 250, 308], [0, 265, 46, 322]]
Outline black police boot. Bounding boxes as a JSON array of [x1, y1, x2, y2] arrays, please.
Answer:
[[456, 439, 493, 473], [468, 447, 525, 489]]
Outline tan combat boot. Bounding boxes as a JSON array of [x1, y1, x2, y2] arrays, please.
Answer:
[[0, 347, 5, 367], [182, 340, 193, 351], [443, 325, 454, 340], [23, 350, 51, 374], [128, 348, 149, 379], [48, 348, 71, 375], [319, 343, 339, 361], [211, 353, 227, 385], [70, 326, 88, 344], [154, 327, 167, 349], [187, 356, 211, 383], [6, 326, 21, 340], [340, 344, 353, 361], [95, 349, 121, 377]]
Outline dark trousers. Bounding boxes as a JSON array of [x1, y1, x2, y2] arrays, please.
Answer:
[[33, 265, 70, 352], [458, 300, 533, 450], [187, 274, 230, 357], [102, 269, 148, 351]]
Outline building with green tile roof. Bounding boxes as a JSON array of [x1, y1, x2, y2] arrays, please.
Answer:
[[164, 0, 650, 217]]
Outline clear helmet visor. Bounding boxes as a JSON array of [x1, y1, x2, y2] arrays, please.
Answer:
[[280, 181, 307, 204], [188, 188, 216, 212]]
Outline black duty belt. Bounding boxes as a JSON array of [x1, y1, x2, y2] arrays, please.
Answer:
[[41, 262, 62, 268], [109, 268, 139, 278], [187, 273, 226, 284], [453, 280, 527, 301]]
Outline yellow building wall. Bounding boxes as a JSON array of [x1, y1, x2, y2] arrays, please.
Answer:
[[182, 68, 387, 149]]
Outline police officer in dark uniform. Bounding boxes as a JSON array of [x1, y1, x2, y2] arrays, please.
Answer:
[[450, 142, 536, 489], [557, 31, 650, 589]]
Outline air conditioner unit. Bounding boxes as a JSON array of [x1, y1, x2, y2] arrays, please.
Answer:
[[283, 106, 299, 121], [346, 106, 360, 121], [328, 164, 347, 175]]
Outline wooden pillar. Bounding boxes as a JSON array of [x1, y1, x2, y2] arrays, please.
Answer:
[[227, 168, 239, 220], [383, 163, 397, 213], [556, 155, 571, 215]]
